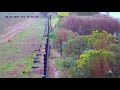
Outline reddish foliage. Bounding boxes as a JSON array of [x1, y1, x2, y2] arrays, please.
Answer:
[[91, 59, 111, 78], [56, 29, 78, 44], [62, 15, 120, 35]]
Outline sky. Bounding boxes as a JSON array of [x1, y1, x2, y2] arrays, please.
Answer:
[[100, 12, 120, 19]]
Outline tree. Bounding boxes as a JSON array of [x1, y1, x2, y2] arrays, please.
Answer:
[[70, 12, 99, 16], [65, 35, 89, 57], [62, 15, 120, 35], [55, 29, 78, 57]]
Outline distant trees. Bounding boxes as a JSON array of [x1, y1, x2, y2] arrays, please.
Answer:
[[62, 15, 120, 35], [70, 12, 99, 16]]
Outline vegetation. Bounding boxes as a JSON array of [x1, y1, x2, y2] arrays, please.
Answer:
[[77, 50, 115, 78], [52, 26, 120, 78], [62, 15, 120, 35], [0, 18, 45, 78], [1, 12, 120, 78]]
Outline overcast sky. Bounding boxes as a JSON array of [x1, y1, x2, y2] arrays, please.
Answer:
[[100, 12, 120, 19]]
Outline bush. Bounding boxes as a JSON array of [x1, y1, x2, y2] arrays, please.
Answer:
[[62, 60, 76, 68], [60, 57, 77, 78], [110, 43, 120, 77], [64, 35, 89, 56], [63, 30, 117, 59], [88, 30, 117, 50], [77, 50, 115, 78], [62, 15, 120, 35]]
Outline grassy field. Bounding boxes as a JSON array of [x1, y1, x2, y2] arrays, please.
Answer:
[[0, 17, 46, 78]]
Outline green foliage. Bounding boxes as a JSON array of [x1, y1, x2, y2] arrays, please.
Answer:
[[77, 50, 115, 70], [65, 35, 89, 55], [88, 30, 117, 50], [70, 12, 99, 16], [49, 31, 57, 43], [51, 16, 60, 27], [55, 59, 63, 70], [66, 30, 116, 56], [62, 59, 76, 69], [60, 57, 78, 78], [58, 12, 69, 16]]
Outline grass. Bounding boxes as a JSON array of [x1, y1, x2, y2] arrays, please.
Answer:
[[0, 63, 17, 71], [55, 58, 63, 70], [0, 17, 46, 78], [0, 52, 36, 78], [51, 17, 60, 26], [0, 18, 44, 57], [0, 52, 36, 71], [16, 52, 36, 78]]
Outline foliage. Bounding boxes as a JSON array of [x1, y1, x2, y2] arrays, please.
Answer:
[[51, 16, 60, 28], [110, 43, 120, 77], [62, 15, 120, 35], [62, 58, 76, 69], [57, 18, 63, 27], [53, 29, 78, 48], [76, 50, 115, 78], [53, 29, 78, 56], [49, 31, 57, 43], [60, 57, 78, 78], [88, 30, 117, 50], [70, 12, 99, 16], [58, 12, 69, 16], [64, 35, 89, 56]]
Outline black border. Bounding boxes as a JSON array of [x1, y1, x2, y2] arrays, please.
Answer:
[[0, 78, 119, 88], [0, 0, 120, 11], [0, 0, 120, 88]]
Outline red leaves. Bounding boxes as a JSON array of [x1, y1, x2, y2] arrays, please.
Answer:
[[62, 15, 120, 35], [91, 59, 111, 78], [56, 29, 77, 44]]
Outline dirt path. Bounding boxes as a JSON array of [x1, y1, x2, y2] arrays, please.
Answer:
[[0, 18, 37, 43], [48, 49, 61, 78]]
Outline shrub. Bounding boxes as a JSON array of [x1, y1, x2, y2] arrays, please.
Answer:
[[62, 60, 76, 68], [65, 35, 89, 56], [76, 50, 115, 78], [61, 57, 77, 78], [54, 29, 78, 56], [62, 15, 120, 35], [64, 30, 117, 58], [110, 43, 120, 77], [88, 30, 117, 50]]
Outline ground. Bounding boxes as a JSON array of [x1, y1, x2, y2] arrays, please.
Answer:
[[0, 15, 61, 78], [48, 49, 61, 78], [0, 17, 46, 78]]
